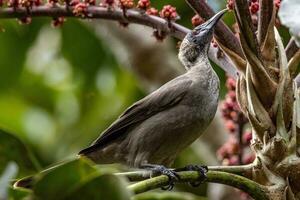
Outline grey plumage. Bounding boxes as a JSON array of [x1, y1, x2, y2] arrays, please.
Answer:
[[79, 10, 227, 168]]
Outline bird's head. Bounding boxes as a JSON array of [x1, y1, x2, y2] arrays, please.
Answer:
[[178, 9, 227, 69]]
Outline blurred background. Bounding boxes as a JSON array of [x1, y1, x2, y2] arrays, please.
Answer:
[[0, 0, 228, 166], [0, 0, 292, 199]]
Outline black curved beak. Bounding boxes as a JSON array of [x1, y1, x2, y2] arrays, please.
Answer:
[[195, 9, 228, 31]]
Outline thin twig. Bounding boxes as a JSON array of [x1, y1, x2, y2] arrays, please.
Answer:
[[0, 5, 237, 77]]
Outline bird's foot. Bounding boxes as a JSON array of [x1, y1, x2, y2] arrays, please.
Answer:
[[141, 164, 179, 190], [174, 165, 208, 187]]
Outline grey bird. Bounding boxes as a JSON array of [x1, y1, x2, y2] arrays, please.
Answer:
[[79, 9, 227, 187]]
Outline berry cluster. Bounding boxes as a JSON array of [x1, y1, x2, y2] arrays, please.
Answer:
[[146, 7, 158, 16], [119, 0, 134, 10], [217, 77, 255, 166], [250, 0, 259, 14], [159, 5, 178, 21], [191, 14, 204, 27], [137, 0, 150, 10], [226, 0, 234, 10], [0, 0, 181, 40], [73, 2, 87, 17], [217, 77, 255, 200]]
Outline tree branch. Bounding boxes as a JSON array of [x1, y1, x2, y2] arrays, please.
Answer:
[[0, 5, 237, 77], [127, 170, 269, 200], [116, 164, 255, 182]]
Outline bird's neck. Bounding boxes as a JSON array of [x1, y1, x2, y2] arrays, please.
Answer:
[[186, 52, 211, 73]]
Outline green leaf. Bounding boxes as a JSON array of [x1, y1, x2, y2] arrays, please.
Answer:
[[133, 192, 206, 200], [0, 20, 44, 89], [65, 174, 132, 200], [33, 158, 98, 199], [278, 0, 300, 47], [8, 187, 32, 200], [61, 20, 116, 79], [0, 129, 39, 178]]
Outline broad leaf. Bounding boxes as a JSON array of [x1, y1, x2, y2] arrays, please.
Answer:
[[0, 20, 44, 89], [0, 129, 39, 178], [65, 174, 132, 200], [33, 158, 97, 199]]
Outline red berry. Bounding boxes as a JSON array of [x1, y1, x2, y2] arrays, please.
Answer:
[[160, 5, 178, 21], [119, 0, 134, 9], [229, 111, 238, 121], [137, 0, 150, 10], [226, 77, 236, 90], [274, 0, 280, 10], [242, 153, 255, 164], [229, 155, 239, 165], [146, 7, 158, 16], [227, 91, 236, 101], [73, 2, 87, 17], [227, 137, 239, 154], [243, 130, 252, 144], [226, 120, 236, 133], [52, 17, 65, 27], [250, 2, 259, 14], [226, 0, 235, 10], [191, 14, 204, 27]]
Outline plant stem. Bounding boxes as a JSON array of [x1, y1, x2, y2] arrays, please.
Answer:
[[116, 164, 255, 182], [127, 170, 269, 200], [234, 0, 261, 59]]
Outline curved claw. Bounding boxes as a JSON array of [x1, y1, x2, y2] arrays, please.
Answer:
[[174, 164, 208, 187], [140, 164, 179, 190]]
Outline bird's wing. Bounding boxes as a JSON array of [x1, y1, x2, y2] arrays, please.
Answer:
[[78, 76, 192, 155]]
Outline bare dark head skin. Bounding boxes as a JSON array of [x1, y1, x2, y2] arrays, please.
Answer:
[[179, 9, 227, 69], [79, 10, 227, 172]]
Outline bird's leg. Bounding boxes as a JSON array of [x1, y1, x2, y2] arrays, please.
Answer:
[[174, 165, 208, 187], [140, 164, 180, 190]]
